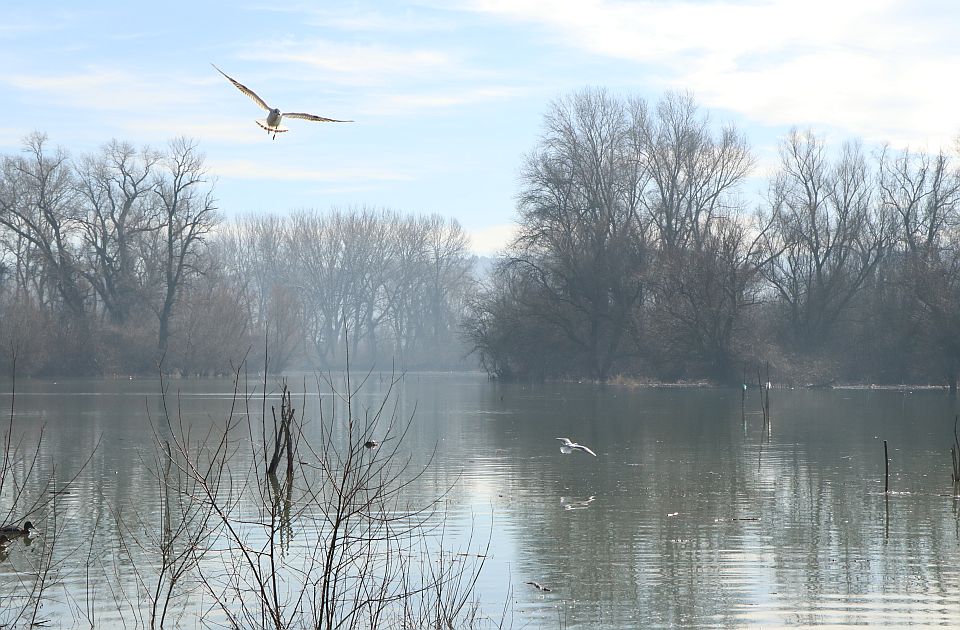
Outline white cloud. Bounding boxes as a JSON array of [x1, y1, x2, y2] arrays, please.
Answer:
[[223, 32, 524, 118], [208, 158, 414, 183], [0, 127, 29, 146], [236, 38, 458, 87], [0, 20, 49, 34], [464, 0, 960, 149], [0, 9, 74, 36], [359, 85, 525, 116], [3, 67, 203, 112], [0, 67, 257, 148], [468, 223, 517, 255], [292, 6, 459, 33], [118, 119, 257, 144]]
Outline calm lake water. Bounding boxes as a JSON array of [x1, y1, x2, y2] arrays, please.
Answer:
[[2, 373, 960, 628]]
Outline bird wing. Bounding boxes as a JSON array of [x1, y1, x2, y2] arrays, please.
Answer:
[[284, 112, 354, 123], [555, 437, 574, 446], [211, 63, 271, 112], [574, 444, 597, 457]]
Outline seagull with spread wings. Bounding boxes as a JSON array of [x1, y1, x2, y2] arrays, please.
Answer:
[[555, 437, 597, 457], [211, 64, 353, 139]]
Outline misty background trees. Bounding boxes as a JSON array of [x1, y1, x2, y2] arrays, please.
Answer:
[[2, 87, 960, 386], [0, 134, 475, 376]]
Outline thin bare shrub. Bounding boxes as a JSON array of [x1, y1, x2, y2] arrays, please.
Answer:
[[110, 385, 220, 629], [116, 350, 501, 629]]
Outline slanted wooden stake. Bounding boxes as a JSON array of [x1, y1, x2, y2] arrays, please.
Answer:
[[268, 384, 295, 477]]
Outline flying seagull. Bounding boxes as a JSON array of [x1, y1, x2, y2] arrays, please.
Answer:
[[211, 63, 353, 139], [555, 437, 597, 457]]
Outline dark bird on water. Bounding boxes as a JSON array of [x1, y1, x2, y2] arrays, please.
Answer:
[[526, 581, 551, 592], [0, 521, 34, 540]]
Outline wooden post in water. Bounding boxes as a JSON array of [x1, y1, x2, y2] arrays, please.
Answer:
[[950, 416, 960, 494], [883, 439, 889, 493], [756, 369, 766, 424], [756, 365, 771, 440], [741, 367, 747, 425], [763, 361, 771, 422]]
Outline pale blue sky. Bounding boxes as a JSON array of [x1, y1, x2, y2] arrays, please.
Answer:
[[2, 1, 958, 253]]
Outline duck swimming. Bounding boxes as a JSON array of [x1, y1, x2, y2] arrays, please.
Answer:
[[0, 521, 34, 539]]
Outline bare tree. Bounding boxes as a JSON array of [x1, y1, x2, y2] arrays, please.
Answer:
[[0, 221, 45, 300], [379, 213, 472, 366], [281, 208, 474, 371], [168, 258, 252, 376], [0, 133, 87, 319], [386, 214, 430, 363], [761, 130, 890, 349], [290, 210, 350, 367], [339, 208, 391, 359], [879, 145, 960, 258], [879, 145, 960, 389], [636, 91, 756, 379], [75, 139, 162, 325], [150, 137, 219, 357], [639, 91, 753, 253], [218, 215, 304, 372], [507, 88, 648, 380], [463, 262, 572, 379], [478, 89, 756, 381], [423, 215, 473, 357], [649, 213, 774, 380]]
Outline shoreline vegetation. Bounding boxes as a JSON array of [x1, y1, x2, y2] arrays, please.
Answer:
[[605, 376, 957, 391], [2, 368, 954, 394]]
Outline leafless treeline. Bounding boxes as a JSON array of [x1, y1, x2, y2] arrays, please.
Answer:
[[0, 133, 476, 376], [218, 209, 475, 372], [465, 88, 960, 388]]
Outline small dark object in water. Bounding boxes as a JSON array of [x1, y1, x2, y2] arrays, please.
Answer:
[[526, 581, 551, 592], [363, 440, 379, 449]]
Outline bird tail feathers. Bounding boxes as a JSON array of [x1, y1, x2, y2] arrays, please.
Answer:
[[256, 120, 289, 133]]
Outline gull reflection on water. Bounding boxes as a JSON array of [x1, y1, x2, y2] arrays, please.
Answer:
[[560, 495, 596, 511]]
